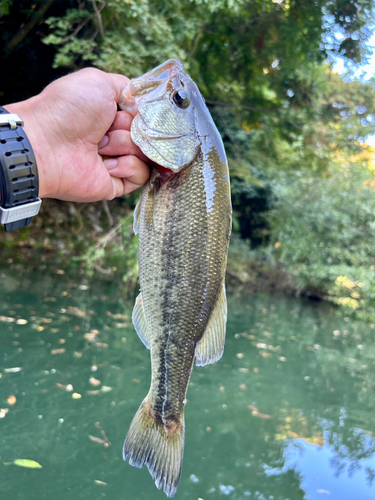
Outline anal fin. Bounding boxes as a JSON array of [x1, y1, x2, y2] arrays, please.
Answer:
[[195, 283, 227, 366], [132, 292, 150, 349]]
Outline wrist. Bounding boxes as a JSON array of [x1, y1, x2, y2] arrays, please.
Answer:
[[5, 97, 57, 199], [0, 106, 42, 230]]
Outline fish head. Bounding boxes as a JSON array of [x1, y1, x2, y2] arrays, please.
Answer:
[[119, 59, 215, 172]]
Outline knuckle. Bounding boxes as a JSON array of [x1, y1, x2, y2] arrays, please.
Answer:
[[79, 67, 103, 79], [126, 155, 139, 172]]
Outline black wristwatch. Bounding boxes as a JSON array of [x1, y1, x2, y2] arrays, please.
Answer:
[[0, 105, 41, 232]]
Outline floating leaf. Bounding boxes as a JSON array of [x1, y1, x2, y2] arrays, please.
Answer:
[[67, 306, 86, 317], [260, 352, 272, 358], [106, 311, 129, 320], [89, 377, 101, 387], [101, 386, 112, 393], [248, 405, 258, 412], [89, 435, 106, 445], [0, 408, 9, 418], [94, 342, 108, 348], [0, 316, 15, 323], [251, 410, 272, 420], [51, 348, 66, 355], [239, 367, 249, 373], [12, 459, 42, 469], [84, 333, 97, 342], [7, 395, 16, 405]]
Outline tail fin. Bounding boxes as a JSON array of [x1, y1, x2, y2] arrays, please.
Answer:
[[123, 396, 185, 498]]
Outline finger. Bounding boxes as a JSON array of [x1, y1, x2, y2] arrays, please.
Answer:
[[99, 129, 149, 162], [104, 155, 150, 199], [108, 110, 133, 132], [104, 73, 131, 103]]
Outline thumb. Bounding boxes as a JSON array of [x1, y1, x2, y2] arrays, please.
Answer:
[[105, 73, 131, 104]]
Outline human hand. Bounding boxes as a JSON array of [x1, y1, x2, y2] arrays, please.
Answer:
[[5, 68, 150, 202]]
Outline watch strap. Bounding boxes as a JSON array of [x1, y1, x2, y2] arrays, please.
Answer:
[[0, 105, 41, 231]]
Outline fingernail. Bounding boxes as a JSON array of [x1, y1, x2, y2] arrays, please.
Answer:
[[98, 135, 109, 149], [103, 158, 118, 170]]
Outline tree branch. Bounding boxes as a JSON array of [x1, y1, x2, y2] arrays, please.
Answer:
[[7, 0, 55, 52], [90, 0, 105, 38]]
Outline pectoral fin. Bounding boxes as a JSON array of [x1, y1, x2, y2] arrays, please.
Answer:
[[132, 292, 150, 349], [195, 283, 227, 366], [133, 196, 142, 235]]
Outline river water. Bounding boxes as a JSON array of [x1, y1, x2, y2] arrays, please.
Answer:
[[1, 264, 375, 500]]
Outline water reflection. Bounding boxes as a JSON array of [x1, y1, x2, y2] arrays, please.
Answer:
[[265, 432, 375, 500], [0, 266, 375, 500]]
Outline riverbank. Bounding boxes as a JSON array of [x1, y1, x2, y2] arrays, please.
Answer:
[[0, 198, 371, 322]]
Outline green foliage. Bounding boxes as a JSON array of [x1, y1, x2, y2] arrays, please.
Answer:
[[0, 0, 12, 16], [269, 158, 375, 321], [39, 0, 375, 132], [81, 215, 139, 290]]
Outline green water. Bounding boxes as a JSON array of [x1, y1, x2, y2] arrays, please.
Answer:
[[1, 264, 375, 500]]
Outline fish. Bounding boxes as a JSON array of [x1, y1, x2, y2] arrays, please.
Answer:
[[119, 59, 232, 497]]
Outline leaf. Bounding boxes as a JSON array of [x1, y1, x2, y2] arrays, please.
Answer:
[[7, 395, 16, 405], [51, 348, 66, 355], [12, 459, 42, 469], [89, 377, 101, 387], [251, 411, 272, 420], [89, 435, 106, 445]]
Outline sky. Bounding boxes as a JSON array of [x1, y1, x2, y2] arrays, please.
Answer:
[[334, 32, 375, 78], [334, 32, 375, 146]]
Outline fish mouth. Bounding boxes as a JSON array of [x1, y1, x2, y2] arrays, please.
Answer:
[[120, 59, 184, 116]]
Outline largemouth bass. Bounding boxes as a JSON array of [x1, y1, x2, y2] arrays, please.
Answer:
[[119, 59, 232, 497]]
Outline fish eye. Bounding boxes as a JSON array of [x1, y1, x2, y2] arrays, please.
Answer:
[[173, 90, 190, 109]]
